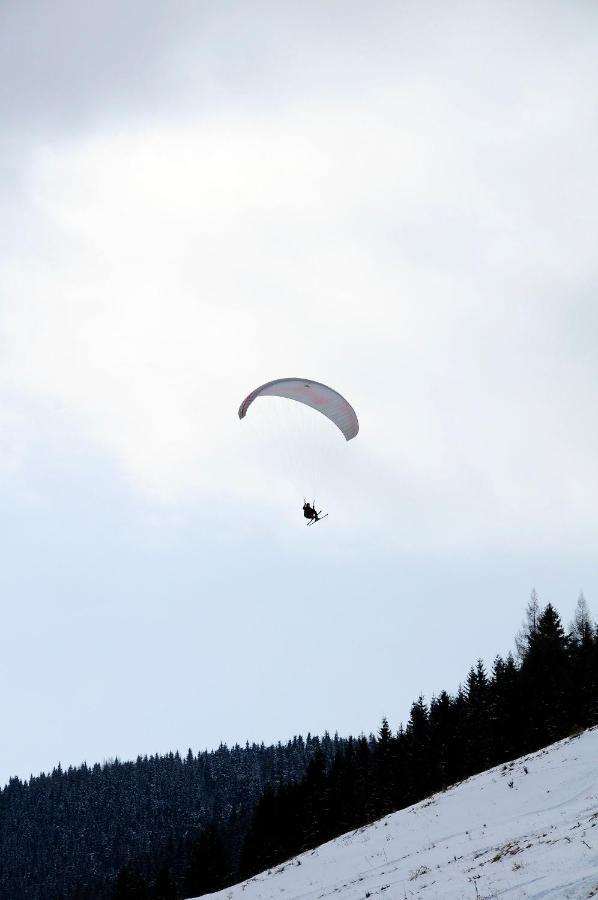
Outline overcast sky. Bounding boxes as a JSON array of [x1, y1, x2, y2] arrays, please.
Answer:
[[1, 0, 598, 785]]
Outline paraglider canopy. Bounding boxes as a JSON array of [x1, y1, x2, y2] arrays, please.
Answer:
[[238, 378, 359, 441]]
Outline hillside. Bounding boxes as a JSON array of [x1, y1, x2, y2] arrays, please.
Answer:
[[197, 727, 598, 900]]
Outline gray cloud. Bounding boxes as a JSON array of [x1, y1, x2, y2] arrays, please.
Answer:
[[1, 1, 184, 134], [3, 2, 595, 133]]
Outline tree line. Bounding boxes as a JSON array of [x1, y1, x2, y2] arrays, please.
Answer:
[[0, 732, 342, 899]]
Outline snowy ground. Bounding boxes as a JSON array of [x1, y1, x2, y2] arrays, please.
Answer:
[[194, 727, 598, 900]]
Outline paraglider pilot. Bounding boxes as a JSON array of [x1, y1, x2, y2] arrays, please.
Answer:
[[303, 501, 320, 522]]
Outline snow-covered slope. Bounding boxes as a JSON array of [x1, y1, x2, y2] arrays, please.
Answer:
[[195, 727, 598, 900]]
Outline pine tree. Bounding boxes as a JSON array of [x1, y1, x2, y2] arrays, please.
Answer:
[[404, 697, 430, 802], [569, 593, 597, 729], [354, 735, 375, 824], [521, 603, 570, 748], [489, 653, 523, 761], [571, 593, 593, 644], [429, 691, 454, 790], [372, 718, 395, 816], [464, 660, 492, 773], [515, 589, 541, 660], [302, 749, 329, 846]]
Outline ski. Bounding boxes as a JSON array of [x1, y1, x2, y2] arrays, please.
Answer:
[[307, 513, 328, 526]]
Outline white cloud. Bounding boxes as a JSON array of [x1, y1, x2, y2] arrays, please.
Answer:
[[1, 4, 598, 552]]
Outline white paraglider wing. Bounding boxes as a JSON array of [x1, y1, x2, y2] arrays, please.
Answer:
[[238, 378, 359, 441]]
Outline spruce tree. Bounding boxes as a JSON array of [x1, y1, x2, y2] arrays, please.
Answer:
[[521, 602, 570, 748], [404, 697, 430, 802], [429, 691, 454, 790], [489, 653, 523, 762], [372, 718, 395, 815], [464, 660, 492, 774]]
